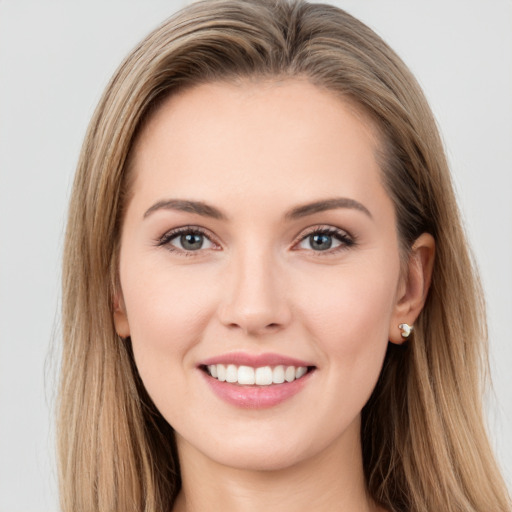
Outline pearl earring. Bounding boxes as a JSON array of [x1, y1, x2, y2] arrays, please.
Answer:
[[398, 323, 413, 338]]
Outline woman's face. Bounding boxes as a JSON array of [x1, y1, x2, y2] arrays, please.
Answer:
[[115, 80, 410, 471]]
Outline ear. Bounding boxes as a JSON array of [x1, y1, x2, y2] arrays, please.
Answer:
[[389, 233, 435, 344], [113, 289, 131, 338]]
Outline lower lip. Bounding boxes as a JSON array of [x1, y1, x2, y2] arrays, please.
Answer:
[[201, 370, 313, 409]]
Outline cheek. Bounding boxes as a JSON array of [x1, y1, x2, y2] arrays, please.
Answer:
[[121, 261, 222, 424], [120, 258, 219, 368], [288, 264, 398, 431], [293, 261, 399, 365]]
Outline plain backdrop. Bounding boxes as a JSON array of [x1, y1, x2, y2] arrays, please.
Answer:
[[0, 1, 511, 510]]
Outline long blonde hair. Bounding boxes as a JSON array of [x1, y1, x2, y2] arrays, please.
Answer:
[[59, 1, 511, 510]]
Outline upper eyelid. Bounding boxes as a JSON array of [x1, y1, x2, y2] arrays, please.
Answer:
[[157, 225, 219, 247], [290, 225, 356, 252], [156, 224, 354, 249], [293, 224, 353, 242]]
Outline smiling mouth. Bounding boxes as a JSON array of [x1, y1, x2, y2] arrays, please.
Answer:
[[201, 364, 315, 386]]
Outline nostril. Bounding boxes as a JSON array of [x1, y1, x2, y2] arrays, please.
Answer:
[[225, 321, 282, 331], [218, 300, 292, 335]]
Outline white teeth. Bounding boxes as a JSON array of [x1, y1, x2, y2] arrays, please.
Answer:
[[207, 364, 309, 385], [255, 366, 273, 386], [272, 365, 285, 384], [237, 365, 255, 385], [217, 364, 226, 382], [285, 366, 296, 382], [226, 364, 238, 383], [295, 366, 307, 379]]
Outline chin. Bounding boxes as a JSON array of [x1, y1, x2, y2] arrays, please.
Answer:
[[205, 443, 310, 472], [175, 418, 357, 474]]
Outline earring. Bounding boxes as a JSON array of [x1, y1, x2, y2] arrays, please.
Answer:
[[398, 323, 413, 338]]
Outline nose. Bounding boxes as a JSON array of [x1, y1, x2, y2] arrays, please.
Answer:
[[217, 247, 292, 336]]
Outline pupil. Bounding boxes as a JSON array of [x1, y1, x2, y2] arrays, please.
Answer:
[[181, 233, 203, 250], [310, 233, 332, 250]]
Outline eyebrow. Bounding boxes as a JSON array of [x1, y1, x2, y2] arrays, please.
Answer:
[[143, 196, 372, 221], [285, 197, 372, 220], [144, 199, 227, 220]]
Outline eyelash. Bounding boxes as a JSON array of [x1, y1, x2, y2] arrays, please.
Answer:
[[156, 225, 356, 256], [294, 226, 356, 254], [156, 226, 219, 256]]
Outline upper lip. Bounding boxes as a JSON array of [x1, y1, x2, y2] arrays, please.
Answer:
[[199, 352, 315, 368]]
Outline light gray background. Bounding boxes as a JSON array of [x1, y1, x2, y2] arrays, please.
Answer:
[[0, 1, 511, 510]]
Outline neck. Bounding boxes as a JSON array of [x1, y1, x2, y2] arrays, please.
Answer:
[[172, 419, 383, 512]]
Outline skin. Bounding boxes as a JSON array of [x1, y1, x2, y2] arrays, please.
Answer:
[[114, 79, 434, 512]]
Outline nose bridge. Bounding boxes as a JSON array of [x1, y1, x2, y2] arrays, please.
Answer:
[[219, 239, 290, 334]]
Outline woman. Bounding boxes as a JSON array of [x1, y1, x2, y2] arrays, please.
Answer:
[[59, 0, 511, 510]]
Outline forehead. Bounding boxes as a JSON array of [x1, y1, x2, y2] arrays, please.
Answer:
[[128, 79, 387, 216]]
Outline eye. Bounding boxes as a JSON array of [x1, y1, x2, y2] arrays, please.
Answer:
[[173, 232, 213, 251], [158, 227, 217, 253], [295, 227, 354, 252]]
